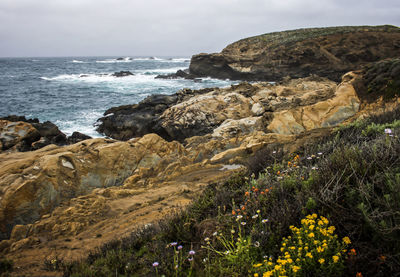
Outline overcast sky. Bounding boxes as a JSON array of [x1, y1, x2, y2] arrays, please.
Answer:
[[1, 0, 399, 57]]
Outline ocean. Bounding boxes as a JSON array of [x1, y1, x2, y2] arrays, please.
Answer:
[[0, 56, 236, 137]]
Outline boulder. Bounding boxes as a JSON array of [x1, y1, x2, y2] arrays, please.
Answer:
[[189, 25, 400, 82], [67, 132, 92, 144], [31, 121, 67, 145], [0, 117, 69, 152], [0, 120, 41, 151]]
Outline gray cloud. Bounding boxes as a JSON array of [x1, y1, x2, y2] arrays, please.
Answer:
[[0, 0, 399, 57]]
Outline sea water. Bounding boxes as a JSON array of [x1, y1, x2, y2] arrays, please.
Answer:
[[0, 57, 237, 137]]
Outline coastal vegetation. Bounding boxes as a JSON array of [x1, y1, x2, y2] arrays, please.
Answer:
[[229, 25, 400, 50], [56, 106, 400, 276]]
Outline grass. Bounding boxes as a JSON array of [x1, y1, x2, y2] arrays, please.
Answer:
[[50, 105, 400, 277]]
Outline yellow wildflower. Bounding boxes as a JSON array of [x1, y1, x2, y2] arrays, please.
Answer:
[[274, 265, 281, 271], [312, 213, 317, 219], [317, 246, 324, 253], [306, 253, 313, 259], [332, 255, 339, 263], [263, 272, 273, 277], [254, 274, 259, 277], [308, 232, 315, 238], [309, 225, 315, 230], [292, 265, 301, 273], [319, 258, 325, 264], [342, 236, 351, 245], [253, 263, 263, 268]]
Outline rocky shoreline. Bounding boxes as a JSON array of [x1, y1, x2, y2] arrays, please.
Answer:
[[0, 26, 400, 276]]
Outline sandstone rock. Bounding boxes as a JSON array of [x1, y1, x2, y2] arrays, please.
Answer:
[[10, 224, 32, 241], [158, 91, 252, 141], [212, 117, 264, 138], [0, 118, 68, 152], [251, 103, 265, 115], [189, 25, 400, 81], [10, 237, 40, 252], [267, 78, 360, 134], [0, 120, 41, 151], [0, 239, 11, 253], [0, 134, 185, 238]]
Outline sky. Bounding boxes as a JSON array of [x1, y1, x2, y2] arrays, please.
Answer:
[[0, 0, 399, 57]]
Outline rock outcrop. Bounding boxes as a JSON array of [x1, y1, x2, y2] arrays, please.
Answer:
[[0, 117, 92, 152], [98, 76, 343, 142], [189, 25, 400, 81], [96, 88, 216, 140]]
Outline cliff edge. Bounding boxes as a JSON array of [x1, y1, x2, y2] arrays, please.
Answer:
[[189, 25, 400, 81]]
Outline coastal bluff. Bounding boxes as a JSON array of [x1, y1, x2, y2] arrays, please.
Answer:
[[189, 25, 400, 81]]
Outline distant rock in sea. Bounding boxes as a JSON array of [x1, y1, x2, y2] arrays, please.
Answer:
[[155, 69, 200, 81], [112, 71, 134, 77]]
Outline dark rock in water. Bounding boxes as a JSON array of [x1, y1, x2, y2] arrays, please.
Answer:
[[97, 94, 178, 140], [149, 57, 156, 60], [155, 69, 199, 81], [31, 121, 68, 145], [189, 25, 400, 82], [67, 132, 92, 144], [112, 71, 134, 77], [116, 57, 124, 60], [96, 87, 215, 141]]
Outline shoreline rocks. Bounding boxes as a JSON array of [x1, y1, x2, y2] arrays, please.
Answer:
[[0, 117, 92, 152]]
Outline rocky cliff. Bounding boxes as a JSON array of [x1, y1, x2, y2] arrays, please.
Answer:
[[189, 25, 400, 81]]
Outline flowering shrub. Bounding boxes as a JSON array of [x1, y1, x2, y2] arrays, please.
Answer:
[[253, 214, 351, 276]]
